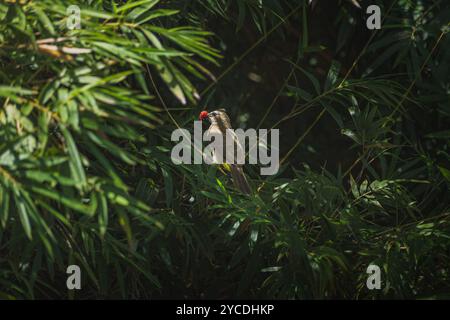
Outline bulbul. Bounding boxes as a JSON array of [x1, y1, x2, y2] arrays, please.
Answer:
[[199, 109, 252, 195]]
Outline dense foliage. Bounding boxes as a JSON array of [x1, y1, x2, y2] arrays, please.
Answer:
[[0, 0, 449, 299]]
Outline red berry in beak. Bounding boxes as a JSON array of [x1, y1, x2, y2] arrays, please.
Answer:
[[199, 110, 208, 121]]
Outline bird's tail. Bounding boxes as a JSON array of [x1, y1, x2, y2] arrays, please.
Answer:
[[230, 165, 252, 195]]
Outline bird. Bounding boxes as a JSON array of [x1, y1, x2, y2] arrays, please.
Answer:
[[199, 109, 252, 195]]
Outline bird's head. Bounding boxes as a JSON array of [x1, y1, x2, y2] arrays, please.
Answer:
[[199, 109, 228, 124]]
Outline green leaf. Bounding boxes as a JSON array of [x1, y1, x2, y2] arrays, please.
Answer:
[[98, 193, 108, 237], [60, 126, 87, 189], [161, 166, 173, 208], [30, 186, 95, 215], [34, 7, 55, 35], [117, 0, 159, 13], [438, 166, 450, 182], [14, 193, 32, 240], [324, 60, 341, 91], [0, 189, 10, 228]]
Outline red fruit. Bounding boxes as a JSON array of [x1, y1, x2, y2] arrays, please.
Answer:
[[199, 111, 209, 120]]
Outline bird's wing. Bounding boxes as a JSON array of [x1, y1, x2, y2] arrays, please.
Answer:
[[204, 124, 224, 164], [225, 129, 246, 166], [205, 125, 246, 165]]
